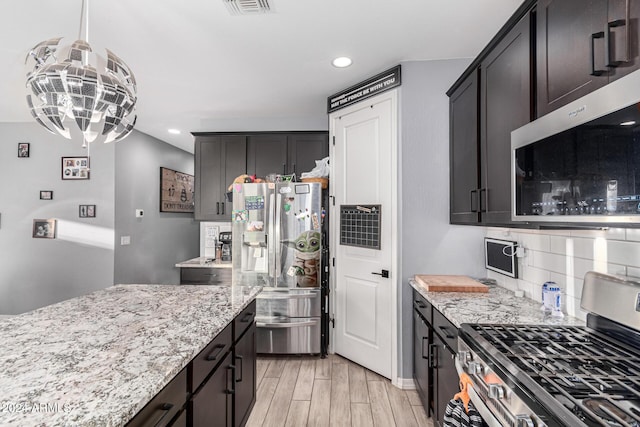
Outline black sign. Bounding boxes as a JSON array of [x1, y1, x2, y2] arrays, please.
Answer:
[[327, 65, 401, 113]]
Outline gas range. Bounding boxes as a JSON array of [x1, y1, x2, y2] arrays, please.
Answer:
[[457, 272, 640, 427]]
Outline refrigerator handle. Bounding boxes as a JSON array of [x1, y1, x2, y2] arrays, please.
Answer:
[[268, 192, 276, 282], [275, 193, 282, 282]]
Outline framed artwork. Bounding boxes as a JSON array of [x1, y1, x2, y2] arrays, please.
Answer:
[[32, 219, 56, 239], [160, 167, 194, 213], [18, 143, 30, 158], [39, 190, 53, 200], [79, 204, 96, 218], [62, 156, 90, 180]]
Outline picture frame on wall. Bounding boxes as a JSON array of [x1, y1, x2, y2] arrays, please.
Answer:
[[32, 219, 56, 239], [39, 190, 53, 200], [79, 204, 96, 218], [159, 167, 194, 213], [61, 156, 90, 180], [18, 143, 30, 158]]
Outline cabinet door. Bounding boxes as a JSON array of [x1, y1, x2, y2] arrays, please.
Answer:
[[608, 0, 640, 82], [234, 322, 256, 427], [449, 70, 480, 224], [246, 134, 288, 178], [192, 351, 234, 427], [412, 310, 431, 415], [194, 138, 223, 220], [480, 13, 531, 225], [221, 136, 247, 218], [286, 133, 329, 177], [537, 0, 608, 116], [432, 334, 458, 427]]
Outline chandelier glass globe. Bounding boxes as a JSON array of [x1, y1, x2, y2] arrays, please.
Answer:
[[25, 36, 137, 145]]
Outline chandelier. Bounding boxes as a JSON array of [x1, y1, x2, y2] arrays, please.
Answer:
[[25, 0, 137, 147]]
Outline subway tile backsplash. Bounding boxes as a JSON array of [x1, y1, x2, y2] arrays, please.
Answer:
[[484, 227, 638, 322]]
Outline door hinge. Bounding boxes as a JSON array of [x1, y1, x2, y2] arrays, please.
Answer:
[[330, 317, 335, 328], [332, 257, 335, 267], [330, 195, 335, 206], [332, 136, 336, 146]]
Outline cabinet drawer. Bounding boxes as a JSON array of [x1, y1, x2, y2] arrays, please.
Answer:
[[180, 268, 232, 285], [126, 367, 187, 427], [432, 308, 457, 353], [192, 322, 232, 391], [234, 300, 256, 342], [412, 290, 432, 324]]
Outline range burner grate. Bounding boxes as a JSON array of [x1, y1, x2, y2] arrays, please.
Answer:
[[470, 324, 640, 427]]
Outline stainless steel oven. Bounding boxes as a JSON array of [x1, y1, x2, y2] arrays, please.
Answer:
[[457, 272, 640, 426], [511, 68, 640, 224]]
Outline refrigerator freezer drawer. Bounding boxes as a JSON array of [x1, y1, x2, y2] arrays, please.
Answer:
[[256, 289, 321, 318], [256, 317, 320, 354]]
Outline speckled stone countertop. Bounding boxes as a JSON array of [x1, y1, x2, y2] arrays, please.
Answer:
[[0, 284, 261, 426], [410, 278, 584, 328], [175, 256, 233, 268]]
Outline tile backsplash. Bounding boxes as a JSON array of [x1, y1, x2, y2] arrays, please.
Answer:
[[485, 227, 640, 321]]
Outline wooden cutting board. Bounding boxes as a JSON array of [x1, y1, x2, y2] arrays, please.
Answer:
[[414, 275, 489, 293]]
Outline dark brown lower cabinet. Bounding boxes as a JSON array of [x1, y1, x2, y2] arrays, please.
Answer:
[[432, 333, 458, 427], [234, 322, 256, 427], [127, 303, 257, 427], [412, 290, 458, 427], [192, 351, 235, 427]]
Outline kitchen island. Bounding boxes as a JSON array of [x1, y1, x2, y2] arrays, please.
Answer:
[[0, 284, 261, 426]]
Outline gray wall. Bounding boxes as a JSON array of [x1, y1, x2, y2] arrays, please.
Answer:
[[114, 132, 199, 284], [0, 122, 115, 315], [398, 60, 486, 378]]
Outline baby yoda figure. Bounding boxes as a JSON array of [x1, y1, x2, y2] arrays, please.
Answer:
[[284, 230, 321, 287]]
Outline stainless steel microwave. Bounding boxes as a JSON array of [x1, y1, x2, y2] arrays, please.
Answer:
[[511, 69, 640, 224]]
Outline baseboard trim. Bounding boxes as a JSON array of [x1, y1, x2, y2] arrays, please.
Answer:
[[394, 377, 417, 390]]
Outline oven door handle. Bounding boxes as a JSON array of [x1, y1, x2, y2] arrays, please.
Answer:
[[454, 357, 503, 427]]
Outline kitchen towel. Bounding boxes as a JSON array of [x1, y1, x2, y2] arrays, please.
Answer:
[[442, 399, 483, 427]]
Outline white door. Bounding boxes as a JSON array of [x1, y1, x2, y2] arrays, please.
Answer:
[[330, 90, 397, 380]]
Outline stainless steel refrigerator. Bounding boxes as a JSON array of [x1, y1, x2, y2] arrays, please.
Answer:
[[231, 182, 323, 354]]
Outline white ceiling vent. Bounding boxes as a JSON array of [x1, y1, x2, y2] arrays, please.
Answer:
[[223, 0, 272, 15]]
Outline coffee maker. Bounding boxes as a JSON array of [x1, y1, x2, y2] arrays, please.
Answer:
[[219, 231, 232, 261]]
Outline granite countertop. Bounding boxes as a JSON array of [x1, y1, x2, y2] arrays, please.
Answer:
[[410, 278, 584, 328], [175, 256, 233, 268], [0, 284, 261, 426]]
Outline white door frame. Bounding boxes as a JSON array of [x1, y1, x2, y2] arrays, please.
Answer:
[[328, 89, 399, 386]]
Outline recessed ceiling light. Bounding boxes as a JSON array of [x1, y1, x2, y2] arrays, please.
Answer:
[[332, 57, 352, 68], [620, 121, 636, 126], [168, 128, 181, 135]]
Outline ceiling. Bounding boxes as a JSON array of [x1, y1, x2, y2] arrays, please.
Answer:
[[1, 0, 523, 153]]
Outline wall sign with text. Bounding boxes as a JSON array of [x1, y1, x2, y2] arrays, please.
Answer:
[[327, 65, 401, 113], [160, 167, 194, 213]]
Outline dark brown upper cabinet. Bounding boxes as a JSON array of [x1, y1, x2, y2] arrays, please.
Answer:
[[537, 0, 640, 117], [449, 71, 480, 224], [449, 12, 531, 225], [480, 13, 532, 225]]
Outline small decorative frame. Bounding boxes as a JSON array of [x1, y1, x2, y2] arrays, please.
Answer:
[[18, 143, 30, 158], [79, 204, 96, 218], [62, 156, 90, 180], [32, 219, 56, 239], [39, 190, 53, 200]]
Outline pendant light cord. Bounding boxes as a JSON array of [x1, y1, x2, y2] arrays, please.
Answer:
[[78, 0, 89, 42]]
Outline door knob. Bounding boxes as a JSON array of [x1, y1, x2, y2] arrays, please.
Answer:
[[371, 270, 389, 278]]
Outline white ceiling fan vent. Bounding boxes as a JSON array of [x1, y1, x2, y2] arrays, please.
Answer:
[[223, 0, 272, 15]]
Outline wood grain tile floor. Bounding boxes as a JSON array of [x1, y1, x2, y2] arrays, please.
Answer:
[[246, 354, 433, 427]]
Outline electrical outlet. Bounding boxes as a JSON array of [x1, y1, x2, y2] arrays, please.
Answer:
[[121, 236, 131, 245], [516, 246, 526, 258], [135, 209, 144, 218]]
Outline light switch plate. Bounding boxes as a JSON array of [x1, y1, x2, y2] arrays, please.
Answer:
[[121, 236, 131, 245]]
